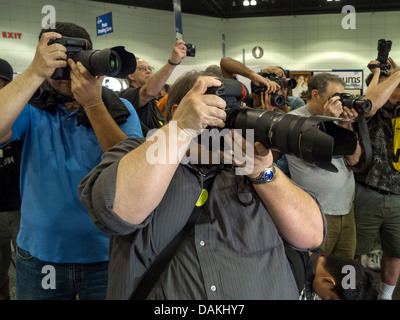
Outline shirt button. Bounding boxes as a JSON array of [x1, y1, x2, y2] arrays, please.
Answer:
[[211, 285, 216, 291], [199, 240, 205, 246]]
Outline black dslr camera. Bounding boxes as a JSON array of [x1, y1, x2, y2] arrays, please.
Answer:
[[206, 79, 358, 172], [367, 38, 392, 71], [185, 43, 196, 57], [48, 36, 137, 80], [251, 72, 297, 107], [331, 92, 372, 114]]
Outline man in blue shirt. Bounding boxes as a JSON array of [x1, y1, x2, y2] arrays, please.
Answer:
[[0, 22, 142, 299]]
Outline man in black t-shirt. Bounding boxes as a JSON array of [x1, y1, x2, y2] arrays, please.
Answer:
[[0, 58, 22, 300], [119, 40, 187, 135]]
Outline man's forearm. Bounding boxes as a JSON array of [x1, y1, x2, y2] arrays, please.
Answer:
[[84, 103, 129, 152], [0, 68, 44, 142], [220, 57, 255, 79], [253, 167, 324, 249], [139, 63, 175, 107], [365, 71, 400, 115], [113, 123, 192, 224]]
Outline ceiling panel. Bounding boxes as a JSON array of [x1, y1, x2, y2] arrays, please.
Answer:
[[90, 0, 400, 19]]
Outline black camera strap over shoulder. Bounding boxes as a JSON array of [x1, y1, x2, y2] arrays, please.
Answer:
[[351, 113, 372, 173], [128, 173, 216, 300]]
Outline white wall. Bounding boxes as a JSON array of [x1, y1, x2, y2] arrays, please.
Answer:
[[1, 0, 399, 92]]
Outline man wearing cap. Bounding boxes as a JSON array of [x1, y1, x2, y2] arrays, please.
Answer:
[[0, 58, 22, 300]]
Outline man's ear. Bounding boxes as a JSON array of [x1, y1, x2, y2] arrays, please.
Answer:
[[171, 104, 179, 117], [311, 89, 319, 100], [322, 276, 336, 286]]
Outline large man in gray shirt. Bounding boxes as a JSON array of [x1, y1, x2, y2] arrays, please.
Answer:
[[286, 73, 361, 260], [79, 71, 326, 300]]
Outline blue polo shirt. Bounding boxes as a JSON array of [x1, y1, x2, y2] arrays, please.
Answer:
[[8, 98, 143, 263]]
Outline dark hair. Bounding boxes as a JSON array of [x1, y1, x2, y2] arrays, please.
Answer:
[[163, 84, 170, 93], [305, 73, 346, 100], [276, 66, 289, 78], [38, 21, 92, 47], [323, 254, 378, 300], [165, 70, 219, 122]]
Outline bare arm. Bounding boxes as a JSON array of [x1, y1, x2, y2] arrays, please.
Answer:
[[246, 142, 324, 249], [138, 40, 186, 107], [220, 57, 280, 93], [365, 69, 400, 116], [0, 32, 67, 143], [68, 59, 129, 152]]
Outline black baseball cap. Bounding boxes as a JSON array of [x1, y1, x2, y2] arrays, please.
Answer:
[[0, 58, 13, 82]]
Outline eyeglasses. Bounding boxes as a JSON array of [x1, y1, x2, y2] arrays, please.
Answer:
[[137, 65, 155, 72]]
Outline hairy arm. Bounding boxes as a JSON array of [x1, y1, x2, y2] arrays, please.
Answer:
[[220, 57, 280, 93], [138, 40, 186, 107], [246, 142, 324, 250], [0, 32, 67, 143], [365, 69, 400, 116], [69, 59, 129, 152]]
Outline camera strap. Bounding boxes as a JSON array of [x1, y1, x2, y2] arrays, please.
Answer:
[[351, 113, 372, 173], [128, 172, 217, 300]]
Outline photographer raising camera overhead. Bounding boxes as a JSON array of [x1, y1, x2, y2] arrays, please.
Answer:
[[352, 46, 400, 300], [119, 39, 187, 135], [0, 22, 143, 300]]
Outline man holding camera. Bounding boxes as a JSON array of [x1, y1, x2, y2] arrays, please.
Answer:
[[0, 58, 22, 300], [0, 22, 143, 299], [119, 40, 187, 135], [286, 73, 361, 260], [79, 70, 326, 300], [354, 65, 400, 300]]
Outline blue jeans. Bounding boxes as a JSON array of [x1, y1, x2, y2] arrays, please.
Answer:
[[16, 247, 108, 300]]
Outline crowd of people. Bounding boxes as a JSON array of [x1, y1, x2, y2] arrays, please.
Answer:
[[1, 20, 400, 301]]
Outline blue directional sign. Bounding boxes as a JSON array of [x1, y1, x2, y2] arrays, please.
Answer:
[[96, 12, 113, 36]]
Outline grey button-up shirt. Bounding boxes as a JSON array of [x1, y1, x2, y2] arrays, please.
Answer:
[[79, 138, 316, 300]]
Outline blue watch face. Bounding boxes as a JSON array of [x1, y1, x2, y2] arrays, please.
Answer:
[[263, 168, 274, 181]]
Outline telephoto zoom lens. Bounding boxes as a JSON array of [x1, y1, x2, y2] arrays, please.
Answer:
[[75, 46, 136, 78]]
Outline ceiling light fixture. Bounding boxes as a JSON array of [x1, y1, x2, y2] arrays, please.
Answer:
[[243, 0, 250, 6], [250, 0, 257, 5]]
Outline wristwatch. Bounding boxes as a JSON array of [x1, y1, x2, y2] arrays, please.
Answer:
[[249, 164, 277, 184]]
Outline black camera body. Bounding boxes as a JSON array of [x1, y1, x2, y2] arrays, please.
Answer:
[[251, 73, 297, 108], [367, 38, 392, 71], [206, 78, 358, 172], [185, 43, 196, 57], [48, 36, 137, 80], [377, 38, 392, 70], [331, 92, 372, 114]]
